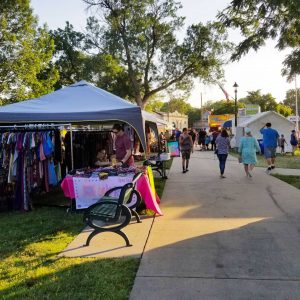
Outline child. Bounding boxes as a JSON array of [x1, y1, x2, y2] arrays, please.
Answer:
[[278, 134, 287, 154], [205, 135, 210, 151], [95, 149, 110, 167]]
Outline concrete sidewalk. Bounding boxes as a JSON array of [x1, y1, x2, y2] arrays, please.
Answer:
[[257, 166, 300, 176], [130, 150, 300, 299]]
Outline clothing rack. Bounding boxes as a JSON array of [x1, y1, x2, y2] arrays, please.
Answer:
[[0, 123, 74, 170], [0, 123, 70, 129]]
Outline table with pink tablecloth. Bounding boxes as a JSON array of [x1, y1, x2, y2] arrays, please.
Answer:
[[61, 174, 163, 215]]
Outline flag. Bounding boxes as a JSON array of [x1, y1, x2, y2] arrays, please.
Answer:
[[216, 81, 231, 102]]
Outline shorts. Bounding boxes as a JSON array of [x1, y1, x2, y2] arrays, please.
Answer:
[[264, 147, 276, 159], [181, 149, 191, 159]]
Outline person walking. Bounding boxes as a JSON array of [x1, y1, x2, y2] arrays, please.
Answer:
[[290, 130, 299, 156], [278, 134, 287, 154], [211, 131, 219, 151], [175, 128, 182, 142], [179, 128, 194, 173], [198, 129, 206, 151], [188, 128, 196, 147], [238, 128, 261, 177], [215, 129, 230, 178], [205, 134, 210, 150], [260, 122, 279, 173]]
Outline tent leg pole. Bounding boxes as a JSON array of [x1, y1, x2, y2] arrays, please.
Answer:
[[70, 123, 74, 170]]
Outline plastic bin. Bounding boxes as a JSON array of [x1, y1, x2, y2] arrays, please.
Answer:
[[257, 139, 264, 154]]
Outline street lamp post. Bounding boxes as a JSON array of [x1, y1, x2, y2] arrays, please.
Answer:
[[233, 82, 239, 127]]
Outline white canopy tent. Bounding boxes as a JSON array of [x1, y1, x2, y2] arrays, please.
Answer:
[[236, 111, 295, 151]]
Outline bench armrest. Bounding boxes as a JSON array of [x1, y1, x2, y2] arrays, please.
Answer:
[[104, 186, 122, 196], [132, 172, 142, 185]]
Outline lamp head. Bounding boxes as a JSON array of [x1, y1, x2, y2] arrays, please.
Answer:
[[233, 82, 239, 89]]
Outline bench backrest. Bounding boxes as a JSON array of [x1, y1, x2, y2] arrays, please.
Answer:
[[119, 172, 142, 206], [86, 172, 143, 223]]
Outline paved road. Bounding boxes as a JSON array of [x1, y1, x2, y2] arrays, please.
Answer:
[[130, 150, 300, 299]]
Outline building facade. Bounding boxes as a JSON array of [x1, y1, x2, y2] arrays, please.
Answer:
[[154, 111, 188, 130]]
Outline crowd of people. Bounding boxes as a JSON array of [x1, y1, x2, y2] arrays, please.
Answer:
[[160, 124, 299, 178], [93, 123, 300, 180]]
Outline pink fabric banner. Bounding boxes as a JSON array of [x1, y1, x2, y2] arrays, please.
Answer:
[[61, 174, 163, 215]]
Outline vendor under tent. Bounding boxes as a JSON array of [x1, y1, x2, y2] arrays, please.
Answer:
[[0, 80, 152, 155], [0, 81, 164, 213]]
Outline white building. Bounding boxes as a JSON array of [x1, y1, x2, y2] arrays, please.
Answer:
[[154, 111, 188, 130]]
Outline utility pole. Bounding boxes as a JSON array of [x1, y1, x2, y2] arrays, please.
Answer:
[[295, 76, 299, 134], [233, 82, 239, 128], [200, 92, 203, 128]]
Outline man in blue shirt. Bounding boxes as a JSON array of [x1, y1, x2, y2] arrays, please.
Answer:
[[260, 122, 279, 173], [175, 128, 182, 141]]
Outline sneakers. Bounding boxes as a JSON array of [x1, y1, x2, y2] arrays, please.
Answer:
[[182, 169, 186, 173], [271, 165, 275, 169], [247, 171, 252, 178], [186, 169, 189, 172], [266, 167, 272, 174], [220, 174, 226, 178]]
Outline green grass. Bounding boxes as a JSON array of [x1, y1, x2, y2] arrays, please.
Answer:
[[271, 174, 300, 190], [0, 165, 172, 299], [229, 149, 300, 169], [164, 158, 173, 170], [154, 158, 173, 199], [154, 178, 166, 199], [0, 207, 139, 300]]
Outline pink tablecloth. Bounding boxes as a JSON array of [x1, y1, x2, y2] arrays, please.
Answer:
[[61, 174, 163, 215]]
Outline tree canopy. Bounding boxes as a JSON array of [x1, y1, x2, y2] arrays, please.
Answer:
[[160, 98, 192, 115], [239, 90, 277, 111], [0, 0, 58, 104], [218, 0, 300, 81], [81, 0, 231, 108], [283, 88, 300, 115], [276, 103, 293, 117], [239, 90, 292, 116], [205, 99, 245, 115]]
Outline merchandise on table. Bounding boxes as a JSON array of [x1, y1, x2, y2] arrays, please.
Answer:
[[61, 166, 162, 214]]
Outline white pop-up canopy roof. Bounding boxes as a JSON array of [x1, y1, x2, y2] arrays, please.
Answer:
[[0, 80, 162, 151]]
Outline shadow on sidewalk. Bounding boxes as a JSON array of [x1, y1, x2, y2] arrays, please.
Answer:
[[131, 210, 300, 299]]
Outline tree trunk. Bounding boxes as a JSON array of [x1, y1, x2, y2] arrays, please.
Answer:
[[135, 94, 144, 108]]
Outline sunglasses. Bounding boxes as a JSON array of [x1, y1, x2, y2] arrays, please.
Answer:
[[112, 130, 118, 134]]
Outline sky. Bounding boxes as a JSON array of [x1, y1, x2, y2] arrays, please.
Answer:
[[30, 0, 296, 108]]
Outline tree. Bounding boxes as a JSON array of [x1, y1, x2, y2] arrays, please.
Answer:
[[82, 0, 231, 108], [276, 103, 292, 117], [239, 90, 277, 111], [50, 23, 127, 96], [145, 99, 164, 112], [283, 88, 300, 115], [50, 22, 87, 89], [0, 0, 58, 104], [218, 0, 300, 81], [187, 108, 201, 127], [160, 98, 192, 114], [205, 99, 244, 115]]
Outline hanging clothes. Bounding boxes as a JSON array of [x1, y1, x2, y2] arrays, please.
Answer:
[[0, 129, 63, 211]]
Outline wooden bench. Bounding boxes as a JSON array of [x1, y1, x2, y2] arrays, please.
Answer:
[[83, 172, 142, 247]]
